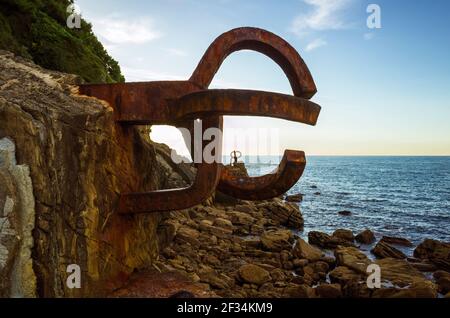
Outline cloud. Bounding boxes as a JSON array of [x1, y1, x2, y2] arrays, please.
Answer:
[[305, 38, 327, 51], [291, 0, 352, 36], [90, 16, 162, 45]]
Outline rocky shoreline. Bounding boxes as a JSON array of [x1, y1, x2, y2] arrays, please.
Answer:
[[1, 50, 449, 298], [112, 190, 450, 298]]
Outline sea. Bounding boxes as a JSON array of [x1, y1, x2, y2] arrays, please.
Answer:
[[242, 156, 450, 253]]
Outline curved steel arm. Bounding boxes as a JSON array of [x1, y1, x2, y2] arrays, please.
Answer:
[[118, 117, 222, 214], [190, 27, 317, 99], [172, 89, 321, 126], [217, 150, 306, 200]]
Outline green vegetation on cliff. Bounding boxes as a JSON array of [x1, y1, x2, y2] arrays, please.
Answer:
[[0, 0, 124, 83]]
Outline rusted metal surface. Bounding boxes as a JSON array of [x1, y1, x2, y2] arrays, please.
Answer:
[[78, 27, 322, 213], [119, 116, 222, 214], [172, 89, 320, 126], [190, 27, 317, 99], [218, 150, 306, 200]]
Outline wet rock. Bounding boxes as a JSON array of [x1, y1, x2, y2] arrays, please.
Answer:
[[257, 198, 304, 229], [308, 231, 354, 249], [285, 193, 303, 202], [433, 271, 450, 294], [199, 270, 233, 290], [175, 226, 201, 246], [332, 229, 354, 242], [334, 246, 371, 274], [372, 281, 437, 298], [292, 238, 323, 261], [355, 229, 376, 244], [110, 270, 216, 298], [261, 229, 293, 252], [433, 270, 450, 280], [436, 277, 450, 294], [338, 210, 352, 216], [293, 259, 309, 268], [341, 281, 372, 298], [315, 284, 342, 298], [198, 221, 233, 238], [408, 260, 437, 272], [213, 218, 234, 231], [414, 239, 450, 271], [375, 258, 435, 288], [228, 211, 255, 226], [380, 236, 413, 247], [270, 268, 286, 282], [371, 241, 406, 259], [282, 284, 316, 298], [238, 264, 271, 286], [234, 204, 253, 214], [329, 266, 363, 286]]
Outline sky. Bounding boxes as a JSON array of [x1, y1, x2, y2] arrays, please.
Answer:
[[76, 0, 450, 156]]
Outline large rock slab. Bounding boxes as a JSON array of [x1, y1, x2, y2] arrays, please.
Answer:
[[414, 239, 450, 271]]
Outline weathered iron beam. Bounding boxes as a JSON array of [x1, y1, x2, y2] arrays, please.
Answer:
[[190, 27, 317, 99], [217, 150, 306, 200], [172, 89, 320, 126], [118, 116, 222, 214]]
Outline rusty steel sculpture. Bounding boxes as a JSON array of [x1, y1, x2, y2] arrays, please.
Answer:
[[79, 27, 321, 214]]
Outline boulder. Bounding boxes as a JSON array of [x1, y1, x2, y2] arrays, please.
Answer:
[[315, 284, 342, 298], [308, 231, 353, 249], [332, 229, 354, 242], [282, 284, 316, 298], [355, 229, 376, 244], [227, 211, 256, 226], [372, 280, 437, 298], [334, 246, 371, 274], [375, 258, 435, 288], [433, 271, 450, 294], [213, 218, 234, 231], [329, 266, 363, 286], [433, 270, 450, 280], [371, 241, 406, 259], [175, 226, 201, 246], [238, 264, 271, 286], [257, 199, 304, 229], [285, 193, 303, 202], [261, 229, 293, 252], [292, 238, 323, 261], [414, 239, 450, 271], [436, 277, 450, 294], [199, 271, 233, 290], [380, 236, 413, 247]]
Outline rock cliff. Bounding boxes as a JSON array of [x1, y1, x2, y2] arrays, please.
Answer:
[[0, 50, 178, 297]]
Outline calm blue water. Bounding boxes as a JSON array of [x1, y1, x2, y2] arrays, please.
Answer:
[[244, 156, 450, 245]]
